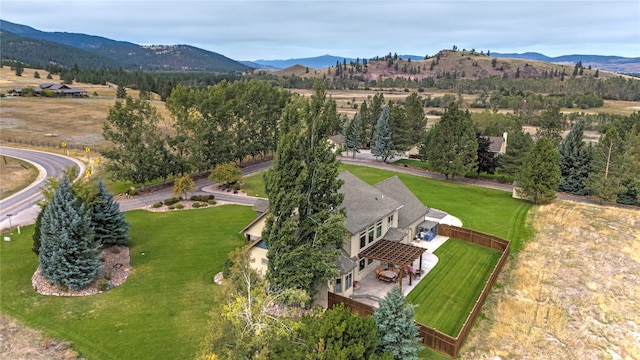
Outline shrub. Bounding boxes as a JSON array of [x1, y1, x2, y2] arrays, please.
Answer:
[[192, 202, 201, 208], [163, 197, 180, 206], [208, 200, 217, 205], [189, 195, 212, 202], [97, 279, 110, 292], [168, 205, 175, 210], [127, 188, 138, 196], [200, 202, 208, 207], [175, 204, 184, 210], [152, 202, 163, 208]]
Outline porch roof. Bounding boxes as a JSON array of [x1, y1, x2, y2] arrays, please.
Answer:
[[358, 239, 426, 267]]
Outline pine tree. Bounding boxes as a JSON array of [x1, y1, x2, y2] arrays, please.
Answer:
[[389, 101, 412, 151], [559, 119, 592, 195], [405, 93, 426, 145], [515, 137, 561, 204], [371, 104, 394, 162], [92, 178, 130, 247], [374, 287, 420, 360], [38, 177, 102, 290], [537, 106, 565, 145], [498, 128, 534, 175], [262, 80, 348, 298], [423, 103, 478, 179], [116, 84, 127, 99], [586, 128, 625, 203], [476, 135, 498, 175], [32, 205, 46, 255]]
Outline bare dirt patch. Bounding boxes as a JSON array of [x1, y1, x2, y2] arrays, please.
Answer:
[[461, 201, 640, 359]]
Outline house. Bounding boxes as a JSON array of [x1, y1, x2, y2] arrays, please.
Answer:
[[241, 171, 436, 307], [35, 83, 88, 97], [327, 134, 345, 154], [487, 132, 508, 155]]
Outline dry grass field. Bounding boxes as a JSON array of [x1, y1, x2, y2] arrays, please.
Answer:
[[0, 315, 78, 360], [0, 156, 38, 200], [461, 201, 640, 359]]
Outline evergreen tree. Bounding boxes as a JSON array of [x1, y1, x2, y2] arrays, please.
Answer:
[[32, 205, 46, 255], [389, 101, 412, 151], [371, 104, 394, 162], [515, 137, 561, 204], [586, 128, 625, 203], [38, 177, 102, 290], [619, 126, 640, 204], [423, 103, 478, 179], [358, 101, 370, 148], [262, 80, 348, 298], [368, 93, 385, 146], [374, 287, 420, 360], [92, 178, 130, 247], [116, 84, 127, 99], [498, 128, 534, 176], [343, 112, 362, 158], [405, 93, 427, 145], [559, 119, 592, 195]]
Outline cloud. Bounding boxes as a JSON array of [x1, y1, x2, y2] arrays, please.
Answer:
[[1, 0, 638, 59]]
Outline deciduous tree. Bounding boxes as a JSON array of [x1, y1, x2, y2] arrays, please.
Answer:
[[173, 175, 195, 200], [209, 163, 242, 187]]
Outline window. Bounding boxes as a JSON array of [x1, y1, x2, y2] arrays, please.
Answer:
[[261, 258, 268, 265], [335, 278, 342, 293], [368, 225, 374, 244], [359, 258, 366, 271], [345, 273, 352, 290], [359, 231, 366, 249], [368, 258, 374, 265], [376, 221, 382, 238], [387, 214, 394, 229]]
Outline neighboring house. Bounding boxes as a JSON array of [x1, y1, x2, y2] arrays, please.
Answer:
[[327, 134, 345, 154], [487, 132, 508, 155], [30, 83, 89, 97], [241, 171, 436, 307]]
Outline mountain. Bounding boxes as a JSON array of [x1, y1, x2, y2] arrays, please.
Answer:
[[252, 54, 425, 70], [492, 52, 640, 73], [0, 19, 248, 72]]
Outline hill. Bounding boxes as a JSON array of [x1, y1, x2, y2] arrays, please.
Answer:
[[0, 20, 248, 72], [493, 52, 640, 73]]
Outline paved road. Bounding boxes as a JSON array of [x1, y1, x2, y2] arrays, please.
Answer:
[[0, 146, 85, 231]]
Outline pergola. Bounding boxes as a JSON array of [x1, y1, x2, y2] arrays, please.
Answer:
[[358, 240, 427, 291]]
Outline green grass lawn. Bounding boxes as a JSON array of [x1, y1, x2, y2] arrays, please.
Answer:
[[242, 172, 267, 198], [0, 205, 255, 360], [406, 239, 502, 336]]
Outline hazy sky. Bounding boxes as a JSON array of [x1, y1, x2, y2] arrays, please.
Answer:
[[1, 0, 639, 60]]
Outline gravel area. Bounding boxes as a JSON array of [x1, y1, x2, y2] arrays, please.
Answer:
[[32, 245, 130, 296]]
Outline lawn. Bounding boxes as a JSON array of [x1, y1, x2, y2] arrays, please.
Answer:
[[406, 239, 502, 336], [0, 205, 255, 360]]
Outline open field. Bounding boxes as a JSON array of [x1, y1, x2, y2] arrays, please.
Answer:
[[460, 201, 640, 359], [0, 205, 255, 359], [0, 156, 38, 200]]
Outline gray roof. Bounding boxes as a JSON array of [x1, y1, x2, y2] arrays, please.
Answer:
[[426, 208, 447, 220], [488, 136, 505, 153], [374, 176, 429, 230], [383, 227, 407, 242], [328, 134, 345, 145], [339, 171, 401, 234], [419, 220, 439, 230], [336, 251, 358, 274], [252, 198, 269, 213]]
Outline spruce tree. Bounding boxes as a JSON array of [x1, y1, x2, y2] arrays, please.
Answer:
[[515, 137, 561, 204], [38, 177, 102, 290], [92, 178, 130, 247], [32, 205, 46, 255], [344, 112, 362, 158], [559, 119, 592, 195], [371, 104, 394, 162], [374, 287, 420, 360]]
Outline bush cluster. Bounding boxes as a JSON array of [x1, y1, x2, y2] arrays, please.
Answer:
[[163, 197, 180, 206], [175, 204, 184, 210], [189, 194, 215, 202], [152, 202, 163, 208]]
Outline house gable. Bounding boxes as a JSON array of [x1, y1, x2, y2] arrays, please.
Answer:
[[373, 176, 429, 230]]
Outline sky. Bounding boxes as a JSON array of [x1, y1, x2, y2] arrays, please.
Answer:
[[1, 0, 639, 61]]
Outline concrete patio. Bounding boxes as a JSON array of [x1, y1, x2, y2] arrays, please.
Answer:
[[351, 234, 450, 307]]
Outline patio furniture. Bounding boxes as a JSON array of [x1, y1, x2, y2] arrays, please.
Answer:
[[378, 269, 399, 282]]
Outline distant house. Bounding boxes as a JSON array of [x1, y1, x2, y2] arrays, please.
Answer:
[[487, 132, 508, 155], [32, 83, 88, 97], [327, 134, 345, 153], [241, 171, 443, 307]]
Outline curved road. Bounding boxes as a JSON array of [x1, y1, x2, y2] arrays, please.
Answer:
[[0, 146, 85, 232]]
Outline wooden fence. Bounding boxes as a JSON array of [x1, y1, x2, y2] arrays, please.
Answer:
[[329, 225, 510, 358]]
